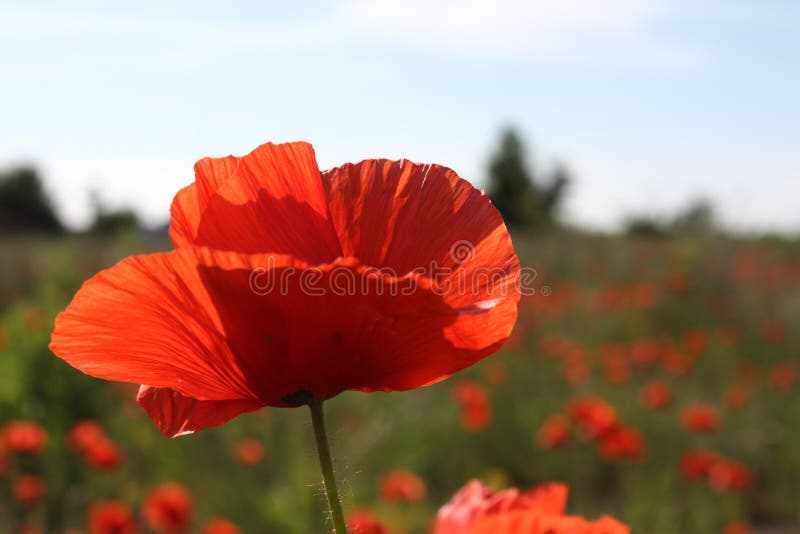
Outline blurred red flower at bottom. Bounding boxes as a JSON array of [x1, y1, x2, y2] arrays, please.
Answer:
[[13, 475, 44, 505], [722, 522, 751, 534], [346, 509, 391, 534], [142, 483, 193, 533], [88, 501, 138, 534], [379, 469, 427, 503], [201, 518, 240, 534], [433, 480, 627, 534]]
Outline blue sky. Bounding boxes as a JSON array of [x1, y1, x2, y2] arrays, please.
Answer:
[[1, 0, 798, 231]]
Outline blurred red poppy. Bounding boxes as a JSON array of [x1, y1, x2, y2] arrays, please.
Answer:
[[1, 421, 47, 454], [234, 438, 264, 466], [722, 383, 750, 410], [142, 483, 193, 533], [50, 141, 520, 437], [346, 509, 391, 534], [452, 381, 492, 432], [768, 362, 796, 391], [680, 404, 721, 434], [640, 381, 673, 410], [433, 480, 628, 534], [722, 521, 751, 534], [537, 415, 571, 450], [597, 426, 645, 462], [84, 438, 124, 470], [201, 518, 240, 534], [379, 469, 426, 503], [12, 475, 44, 505], [68, 421, 105, 453], [708, 459, 752, 493], [567, 396, 618, 439], [680, 449, 719, 480], [88, 501, 138, 534]]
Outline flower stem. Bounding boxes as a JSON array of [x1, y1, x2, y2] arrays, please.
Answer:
[[309, 401, 348, 534]]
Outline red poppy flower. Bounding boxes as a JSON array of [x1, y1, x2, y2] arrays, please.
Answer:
[[640, 381, 673, 410], [88, 501, 138, 534], [345, 509, 391, 534], [452, 381, 492, 432], [722, 383, 750, 410], [433, 480, 628, 534], [768, 362, 796, 391], [201, 519, 240, 534], [68, 420, 105, 453], [680, 449, 719, 480], [84, 438, 124, 470], [1, 421, 48, 454], [536, 415, 571, 450], [50, 141, 520, 437], [142, 483, 193, 533], [234, 438, 264, 466], [722, 522, 751, 534], [378, 469, 426, 503], [12, 475, 44, 505], [708, 459, 752, 493], [683, 328, 708, 357], [597, 426, 645, 462], [680, 404, 721, 434], [567, 396, 619, 439]]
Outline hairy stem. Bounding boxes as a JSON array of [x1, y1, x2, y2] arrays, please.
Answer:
[[309, 401, 347, 534]]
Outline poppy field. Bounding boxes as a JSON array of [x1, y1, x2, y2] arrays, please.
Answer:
[[1, 226, 799, 533]]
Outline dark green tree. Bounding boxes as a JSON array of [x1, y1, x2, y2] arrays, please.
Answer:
[[486, 128, 570, 229], [0, 166, 63, 234], [87, 191, 141, 236]]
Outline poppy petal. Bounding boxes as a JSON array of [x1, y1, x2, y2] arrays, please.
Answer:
[[321, 159, 519, 307], [171, 141, 342, 262], [137, 386, 262, 438], [49, 247, 294, 401]]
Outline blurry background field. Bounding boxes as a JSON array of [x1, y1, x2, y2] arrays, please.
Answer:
[[2, 222, 799, 533], [2, 2, 799, 533]]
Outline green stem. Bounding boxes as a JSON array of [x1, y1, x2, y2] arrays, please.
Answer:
[[309, 401, 348, 534]]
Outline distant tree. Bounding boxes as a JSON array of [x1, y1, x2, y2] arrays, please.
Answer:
[[87, 191, 141, 236], [671, 199, 716, 235], [486, 128, 569, 229], [0, 166, 63, 234], [89, 209, 141, 236], [624, 216, 668, 238]]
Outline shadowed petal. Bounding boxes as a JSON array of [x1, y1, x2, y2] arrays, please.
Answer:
[[137, 386, 262, 438]]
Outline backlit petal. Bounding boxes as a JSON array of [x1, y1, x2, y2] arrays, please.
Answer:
[[171, 142, 342, 263]]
